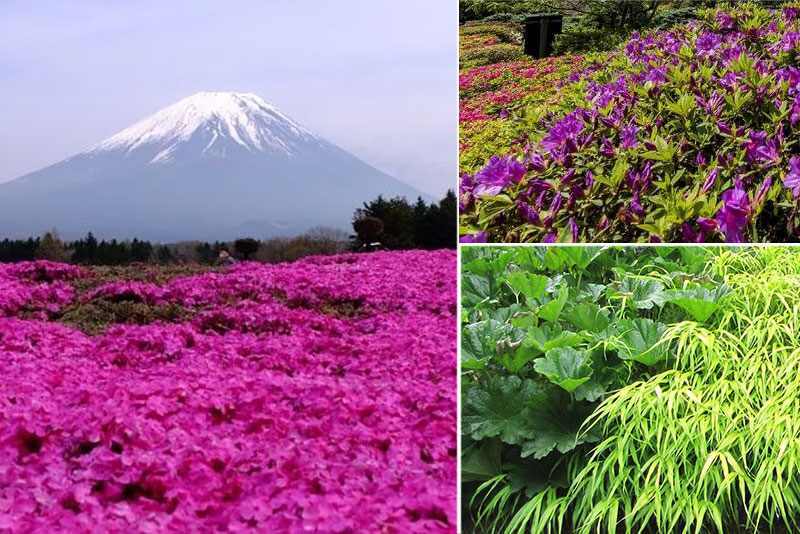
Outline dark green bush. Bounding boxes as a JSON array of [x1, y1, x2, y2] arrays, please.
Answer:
[[462, 43, 526, 67], [59, 299, 193, 335]]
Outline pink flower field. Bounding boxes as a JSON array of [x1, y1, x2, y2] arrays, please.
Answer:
[[0, 251, 456, 532]]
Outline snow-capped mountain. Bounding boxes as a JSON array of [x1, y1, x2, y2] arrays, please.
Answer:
[[0, 92, 426, 241]]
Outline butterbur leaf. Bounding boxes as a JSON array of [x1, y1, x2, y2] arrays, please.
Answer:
[[614, 318, 668, 366], [505, 272, 549, 303], [665, 285, 730, 323], [567, 302, 610, 332], [462, 376, 546, 444], [551, 246, 606, 270], [580, 283, 607, 301], [506, 325, 582, 373], [519, 397, 600, 459], [490, 303, 525, 324], [614, 278, 666, 309], [461, 439, 503, 482], [505, 461, 551, 497], [538, 285, 568, 322], [533, 347, 592, 392], [462, 273, 492, 308], [525, 324, 583, 353], [573, 379, 606, 402], [462, 320, 505, 369], [510, 312, 537, 329]]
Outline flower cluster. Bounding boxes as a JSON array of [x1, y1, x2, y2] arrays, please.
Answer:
[[0, 252, 456, 532], [460, 4, 800, 243], [459, 50, 593, 175]]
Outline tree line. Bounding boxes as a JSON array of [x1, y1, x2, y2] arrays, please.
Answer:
[[0, 191, 456, 264]]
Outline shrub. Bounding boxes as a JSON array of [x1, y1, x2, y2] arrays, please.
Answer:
[[233, 238, 260, 260], [460, 3, 800, 243]]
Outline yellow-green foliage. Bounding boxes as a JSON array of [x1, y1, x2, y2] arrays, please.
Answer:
[[503, 247, 800, 533]]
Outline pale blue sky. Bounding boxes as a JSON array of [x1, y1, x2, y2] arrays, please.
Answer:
[[0, 0, 457, 196]]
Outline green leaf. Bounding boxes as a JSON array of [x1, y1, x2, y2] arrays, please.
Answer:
[[505, 272, 549, 303], [461, 439, 503, 482], [506, 325, 582, 373], [664, 285, 730, 323], [539, 285, 569, 322], [462, 273, 492, 308], [615, 318, 668, 366], [534, 347, 593, 392], [490, 303, 525, 324], [461, 319, 506, 369], [553, 246, 606, 270], [567, 302, 610, 332], [519, 397, 600, 459], [462, 376, 547, 444], [615, 278, 666, 310]]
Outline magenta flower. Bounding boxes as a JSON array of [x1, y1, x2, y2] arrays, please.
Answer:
[[784, 157, 800, 198], [702, 167, 719, 194], [716, 182, 752, 242], [517, 202, 541, 225], [460, 232, 488, 243], [620, 125, 639, 149], [745, 131, 780, 165], [568, 218, 579, 242], [473, 155, 526, 197], [0, 254, 457, 532]]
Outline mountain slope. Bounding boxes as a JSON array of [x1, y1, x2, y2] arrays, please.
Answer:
[[0, 92, 426, 241]]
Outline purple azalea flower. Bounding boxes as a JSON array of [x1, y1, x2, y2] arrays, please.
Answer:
[[716, 182, 751, 243], [702, 168, 719, 194], [460, 232, 488, 243], [681, 217, 718, 243], [696, 152, 708, 167], [541, 112, 585, 157], [630, 193, 645, 217], [568, 218, 579, 242], [777, 67, 800, 90], [696, 32, 723, 55], [755, 177, 773, 206], [543, 194, 563, 227], [473, 155, 526, 197], [561, 168, 577, 186], [643, 67, 667, 86], [620, 125, 639, 149], [517, 202, 541, 225], [696, 92, 724, 117], [745, 131, 780, 166], [716, 11, 735, 31], [600, 138, 616, 158], [791, 95, 800, 127], [527, 179, 552, 195], [543, 232, 557, 243], [780, 32, 800, 52], [529, 152, 547, 172], [459, 173, 476, 211], [698, 217, 718, 235], [585, 170, 595, 188], [785, 157, 800, 198]]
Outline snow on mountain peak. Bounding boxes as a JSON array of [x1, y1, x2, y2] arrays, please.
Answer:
[[89, 92, 321, 162]]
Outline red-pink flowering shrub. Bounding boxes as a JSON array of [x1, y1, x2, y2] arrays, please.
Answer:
[[0, 251, 456, 532]]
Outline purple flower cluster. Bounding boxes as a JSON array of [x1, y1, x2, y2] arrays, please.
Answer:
[[460, 4, 800, 243], [0, 253, 456, 532]]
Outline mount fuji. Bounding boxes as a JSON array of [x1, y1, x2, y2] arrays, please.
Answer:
[[0, 92, 427, 241]]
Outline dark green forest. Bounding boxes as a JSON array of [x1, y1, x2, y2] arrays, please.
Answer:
[[0, 191, 457, 264]]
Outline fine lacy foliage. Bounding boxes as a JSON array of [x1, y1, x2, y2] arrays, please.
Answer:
[[0, 252, 456, 532], [464, 246, 800, 533], [460, 3, 800, 243]]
